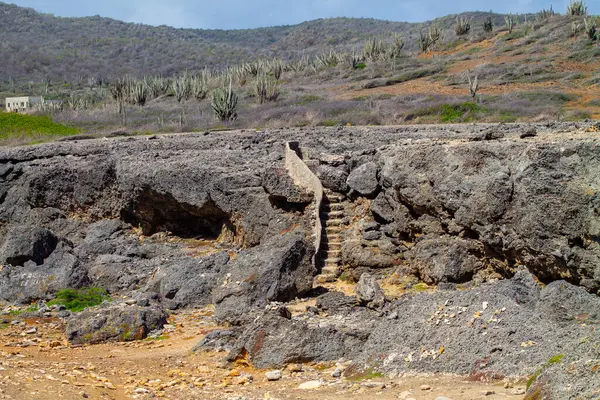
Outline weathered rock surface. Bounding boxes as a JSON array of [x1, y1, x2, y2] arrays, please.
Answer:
[[213, 231, 316, 325], [65, 303, 168, 344], [0, 225, 58, 266], [316, 164, 349, 192], [347, 162, 379, 196], [226, 311, 368, 368], [146, 252, 230, 308], [356, 273, 386, 309], [351, 269, 600, 378]]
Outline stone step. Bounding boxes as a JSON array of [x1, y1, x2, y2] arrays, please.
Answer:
[[323, 203, 345, 211], [325, 219, 344, 227], [321, 211, 344, 219], [324, 257, 341, 264], [327, 248, 342, 255], [325, 227, 342, 234], [322, 244, 342, 252]]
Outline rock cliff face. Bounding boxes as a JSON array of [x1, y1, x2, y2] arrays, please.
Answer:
[[1, 123, 599, 305]]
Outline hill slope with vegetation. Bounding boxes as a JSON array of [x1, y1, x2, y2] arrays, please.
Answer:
[[0, 2, 506, 80], [0, 2, 598, 145]]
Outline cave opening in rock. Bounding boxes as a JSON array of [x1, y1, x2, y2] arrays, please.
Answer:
[[121, 189, 235, 241]]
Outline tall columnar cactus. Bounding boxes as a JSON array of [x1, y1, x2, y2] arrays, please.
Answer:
[[567, 0, 587, 16], [454, 16, 471, 36], [418, 28, 432, 53], [483, 16, 494, 33], [255, 73, 280, 104], [131, 81, 148, 107], [584, 18, 597, 40], [505, 14, 518, 33], [467, 71, 479, 100], [211, 80, 238, 121]]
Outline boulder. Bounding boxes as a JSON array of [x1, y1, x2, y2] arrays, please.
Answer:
[[342, 240, 396, 269], [347, 162, 379, 196], [84, 220, 126, 243], [147, 252, 230, 308], [317, 165, 349, 192], [316, 291, 357, 313], [226, 311, 365, 369], [65, 303, 168, 344], [0, 225, 58, 266], [0, 242, 88, 304], [262, 167, 313, 204], [213, 231, 316, 325], [408, 237, 484, 284], [356, 273, 386, 309]]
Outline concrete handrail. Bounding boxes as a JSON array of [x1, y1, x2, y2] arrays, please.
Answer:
[[285, 142, 323, 267]]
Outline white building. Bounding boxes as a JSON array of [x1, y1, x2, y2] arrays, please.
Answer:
[[5, 96, 44, 112]]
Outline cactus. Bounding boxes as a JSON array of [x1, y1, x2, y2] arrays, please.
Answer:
[[572, 21, 583, 36], [418, 28, 432, 53], [428, 24, 442, 46], [255, 73, 280, 104], [483, 16, 494, 33], [191, 73, 208, 101], [467, 71, 479, 100], [130, 81, 148, 106], [211, 80, 238, 121], [387, 33, 405, 59], [537, 6, 555, 20], [584, 18, 597, 40], [270, 58, 284, 80], [454, 16, 471, 36], [567, 0, 587, 16], [172, 72, 192, 102], [505, 14, 518, 33]]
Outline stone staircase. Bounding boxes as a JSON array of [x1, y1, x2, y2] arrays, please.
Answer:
[[315, 188, 346, 284]]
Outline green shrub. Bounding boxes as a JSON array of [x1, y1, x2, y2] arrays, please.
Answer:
[[47, 288, 109, 312], [440, 102, 482, 122]]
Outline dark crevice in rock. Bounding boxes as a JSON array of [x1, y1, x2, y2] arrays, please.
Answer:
[[121, 188, 235, 240], [268, 196, 309, 213]]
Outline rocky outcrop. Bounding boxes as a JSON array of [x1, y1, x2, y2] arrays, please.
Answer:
[[227, 311, 369, 368], [213, 231, 316, 325], [339, 137, 600, 292]]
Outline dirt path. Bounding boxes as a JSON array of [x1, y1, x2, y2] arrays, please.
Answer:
[[0, 309, 528, 400]]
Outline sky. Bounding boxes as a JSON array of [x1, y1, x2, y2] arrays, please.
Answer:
[[8, 0, 600, 30]]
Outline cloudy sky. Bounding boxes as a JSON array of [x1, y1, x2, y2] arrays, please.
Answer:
[[9, 0, 599, 29]]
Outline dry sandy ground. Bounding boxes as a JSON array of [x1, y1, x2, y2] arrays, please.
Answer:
[[0, 308, 527, 400]]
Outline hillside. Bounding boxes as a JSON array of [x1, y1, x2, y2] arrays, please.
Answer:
[[0, 2, 506, 80]]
